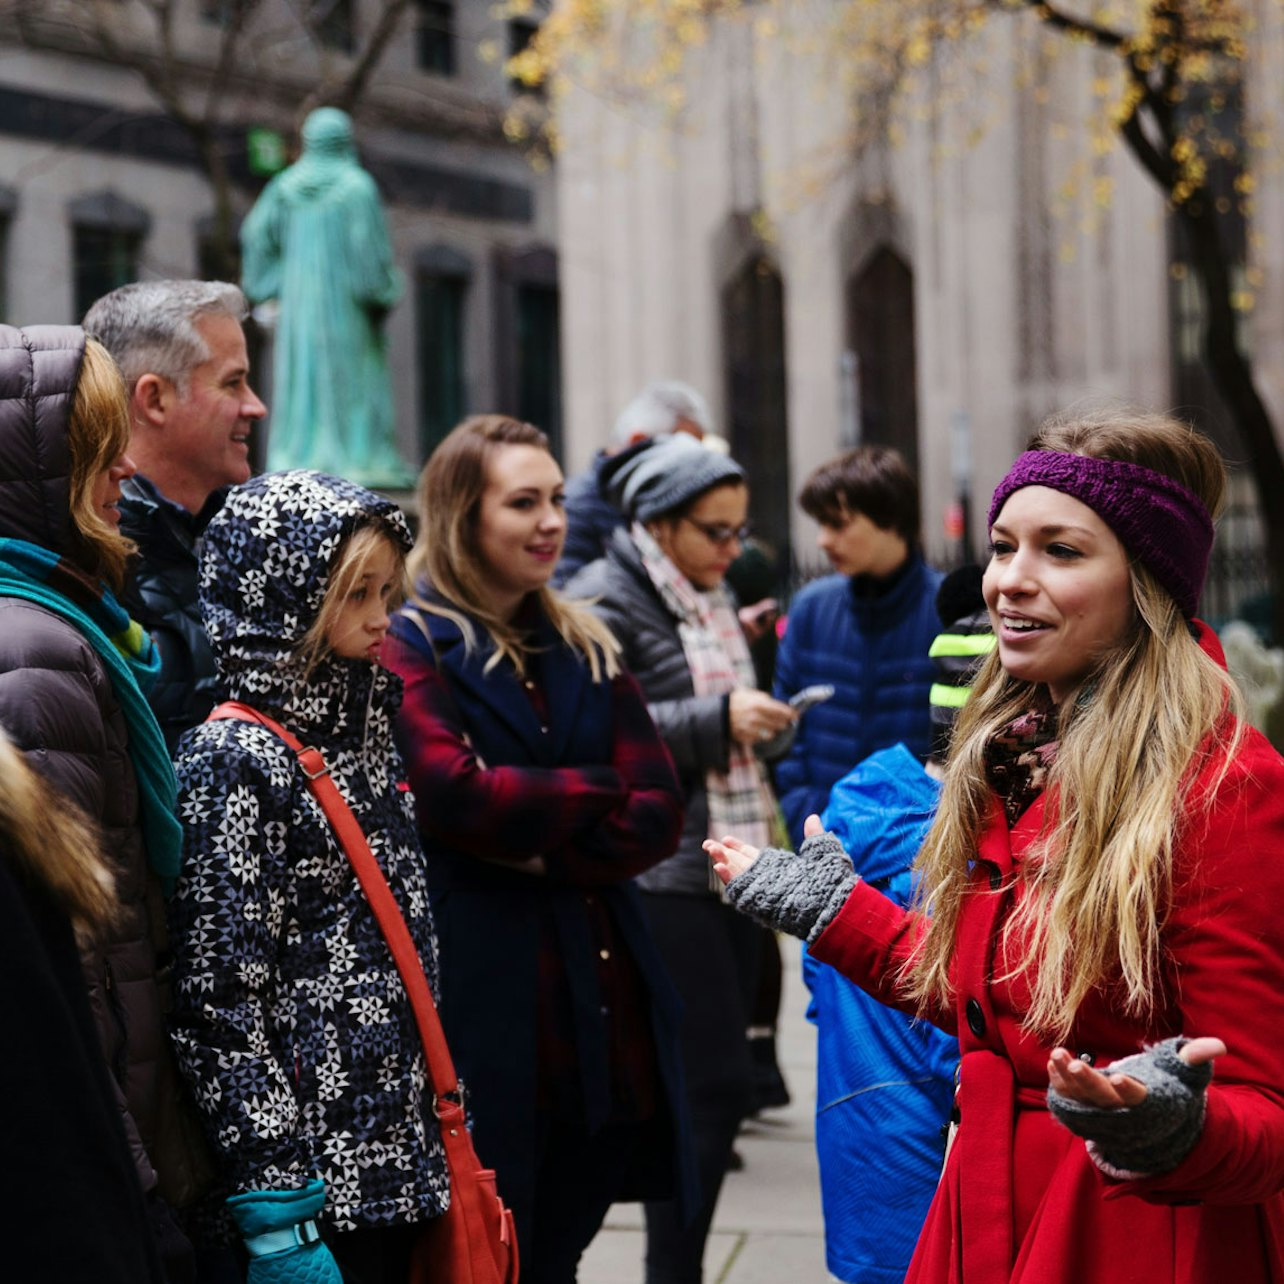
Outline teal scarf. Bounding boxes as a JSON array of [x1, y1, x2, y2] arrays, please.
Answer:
[[0, 538, 182, 891]]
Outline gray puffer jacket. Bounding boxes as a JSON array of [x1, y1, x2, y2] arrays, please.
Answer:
[[0, 325, 191, 1200], [567, 526, 732, 895]]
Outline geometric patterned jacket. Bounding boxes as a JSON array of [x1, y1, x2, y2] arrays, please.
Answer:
[[167, 470, 450, 1231]]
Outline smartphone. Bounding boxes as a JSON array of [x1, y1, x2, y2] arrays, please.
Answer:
[[789, 684, 835, 716]]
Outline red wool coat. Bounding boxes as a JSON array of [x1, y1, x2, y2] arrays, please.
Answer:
[[811, 630, 1284, 1284]]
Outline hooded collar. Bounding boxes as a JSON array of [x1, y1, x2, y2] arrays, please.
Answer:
[[0, 324, 86, 559], [199, 470, 411, 743]]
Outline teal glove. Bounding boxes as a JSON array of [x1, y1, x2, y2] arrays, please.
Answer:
[[226, 1179, 343, 1284]]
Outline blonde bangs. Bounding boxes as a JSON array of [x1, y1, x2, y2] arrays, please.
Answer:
[[295, 523, 408, 676]]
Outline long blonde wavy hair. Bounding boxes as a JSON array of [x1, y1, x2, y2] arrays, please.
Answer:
[[407, 415, 620, 681], [904, 408, 1243, 1042]]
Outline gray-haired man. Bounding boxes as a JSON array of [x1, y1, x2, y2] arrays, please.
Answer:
[[554, 379, 710, 586], [84, 280, 267, 750]]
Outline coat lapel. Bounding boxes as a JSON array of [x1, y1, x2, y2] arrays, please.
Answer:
[[417, 602, 582, 765]]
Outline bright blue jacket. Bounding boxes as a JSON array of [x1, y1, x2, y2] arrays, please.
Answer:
[[806, 743, 957, 1284], [774, 555, 943, 846]]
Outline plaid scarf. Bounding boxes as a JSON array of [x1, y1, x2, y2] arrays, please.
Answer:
[[0, 538, 182, 890], [985, 694, 1060, 825], [632, 523, 774, 864]]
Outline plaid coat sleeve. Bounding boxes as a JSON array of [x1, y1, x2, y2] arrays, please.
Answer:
[[394, 645, 683, 886]]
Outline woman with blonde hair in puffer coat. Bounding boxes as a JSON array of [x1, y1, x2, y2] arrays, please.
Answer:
[[168, 470, 449, 1284], [0, 323, 191, 1281]]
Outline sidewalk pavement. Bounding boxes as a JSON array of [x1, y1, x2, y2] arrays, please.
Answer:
[[580, 941, 830, 1283]]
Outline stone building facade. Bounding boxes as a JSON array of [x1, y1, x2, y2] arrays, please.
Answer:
[[554, 5, 1284, 608], [0, 0, 561, 474]]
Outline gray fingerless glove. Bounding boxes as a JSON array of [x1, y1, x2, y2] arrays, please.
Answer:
[[725, 830, 859, 944], [1046, 1036, 1213, 1176]]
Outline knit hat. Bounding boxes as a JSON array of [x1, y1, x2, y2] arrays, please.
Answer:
[[988, 450, 1214, 619], [600, 434, 746, 523]]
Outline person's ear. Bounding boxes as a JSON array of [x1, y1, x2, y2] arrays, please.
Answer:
[[132, 373, 171, 429]]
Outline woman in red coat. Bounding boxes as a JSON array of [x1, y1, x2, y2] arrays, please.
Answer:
[[707, 408, 1284, 1283]]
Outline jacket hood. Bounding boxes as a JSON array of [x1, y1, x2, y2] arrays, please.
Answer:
[[200, 470, 411, 728], [0, 324, 86, 557]]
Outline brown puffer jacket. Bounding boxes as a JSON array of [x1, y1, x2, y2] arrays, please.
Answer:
[[0, 325, 199, 1204]]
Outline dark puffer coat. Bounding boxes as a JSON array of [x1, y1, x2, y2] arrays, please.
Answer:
[[118, 474, 224, 752], [0, 727, 166, 1284], [566, 526, 732, 895], [0, 324, 189, 1200], [168, 470, 449, 1231]]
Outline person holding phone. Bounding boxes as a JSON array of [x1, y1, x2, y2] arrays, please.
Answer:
[[567, 434, 793, 1284]]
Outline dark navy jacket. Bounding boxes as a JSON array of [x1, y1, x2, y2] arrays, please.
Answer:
[[774, 554, 943, 845], [385, 599, 695, 1242], [118, 474, 224, 753], [553, 450, 624, 587]]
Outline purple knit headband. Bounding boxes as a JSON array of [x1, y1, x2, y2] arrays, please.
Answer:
[[987, 450, 1214, 618]]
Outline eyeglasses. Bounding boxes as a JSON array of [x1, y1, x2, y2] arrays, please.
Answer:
[[681, 517, 752, 547]]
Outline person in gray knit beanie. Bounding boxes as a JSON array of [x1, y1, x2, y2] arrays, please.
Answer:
[[701, 408, 1284, 1283], [599, 432, 746, 524]]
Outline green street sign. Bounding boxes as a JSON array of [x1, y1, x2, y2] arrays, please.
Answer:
[[247, 127, 288, 177]]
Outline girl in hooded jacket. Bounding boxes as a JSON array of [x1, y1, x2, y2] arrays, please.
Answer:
[[167, 470, 448, 1284]]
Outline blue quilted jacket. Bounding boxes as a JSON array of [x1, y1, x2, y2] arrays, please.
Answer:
[[167, 471, 449, 1232], [807, 743, 957, 1284], [774, 554, 943, 845]]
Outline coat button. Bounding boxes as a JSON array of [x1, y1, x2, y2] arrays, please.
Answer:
[[965, 998, 986, 1037], [1077, 1051, 1095, 1066]]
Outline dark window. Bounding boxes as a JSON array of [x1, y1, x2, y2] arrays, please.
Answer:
[[494, 246, 560, 456], [417, 0, 455, 75], [416, 270, 468, 459], [69, 190, 150, 321], [200, 0, 235, 24], [312, 0, 354, 53], [723, 253, 791, 572], [508, 17, 543, 96], [515, 283, 561, 455], [846, 246, 919, 472], [73, 227, 141, 320]]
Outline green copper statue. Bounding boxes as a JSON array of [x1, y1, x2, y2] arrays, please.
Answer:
[[241, 107, 411, 486]]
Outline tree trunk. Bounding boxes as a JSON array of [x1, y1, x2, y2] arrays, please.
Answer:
[[1178, 198, 1284, 643], [197, 131, 241, 284]]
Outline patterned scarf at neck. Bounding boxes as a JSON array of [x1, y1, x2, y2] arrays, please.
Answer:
[[986, 696, 1061, 825], [632, 522, 774, 878], [0, 538, 182, 890]]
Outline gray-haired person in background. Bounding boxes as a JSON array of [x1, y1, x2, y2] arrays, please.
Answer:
[[553, 379, 711, 586], [84, 280, 267, 751]]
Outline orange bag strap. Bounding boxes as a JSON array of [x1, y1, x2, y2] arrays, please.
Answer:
[[207, 701, 461, 1106]]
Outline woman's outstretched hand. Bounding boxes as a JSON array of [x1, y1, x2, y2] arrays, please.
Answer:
[[705, 813, 828, 886], [1047, 1037, 1227, 1108], [705, 834, 761, 885]]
